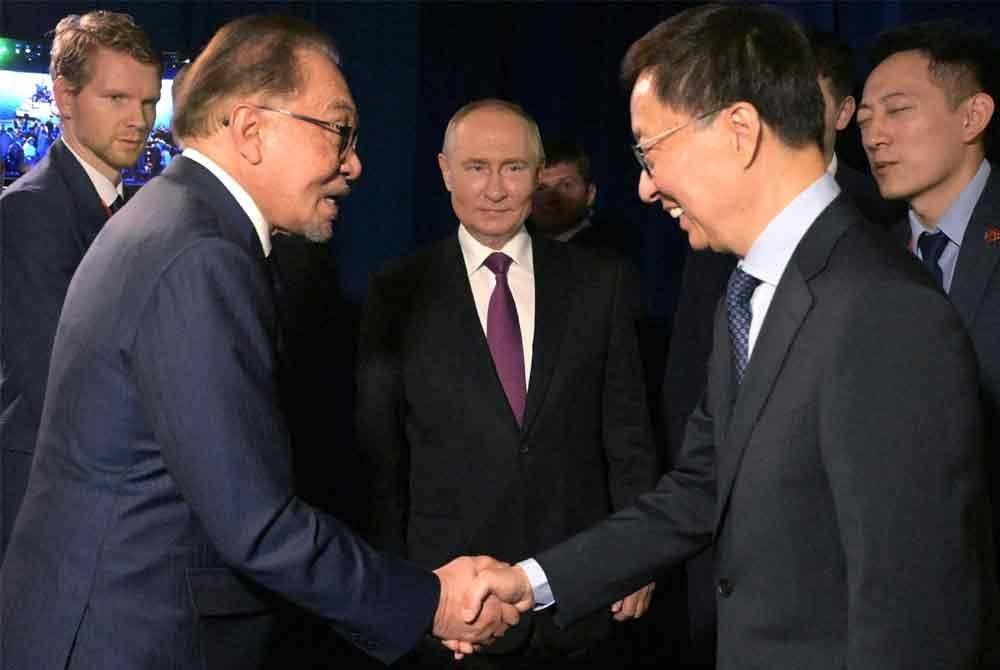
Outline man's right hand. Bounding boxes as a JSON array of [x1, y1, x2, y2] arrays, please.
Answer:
[[461, 563, 535, 623], [432, 556, 521, 655]]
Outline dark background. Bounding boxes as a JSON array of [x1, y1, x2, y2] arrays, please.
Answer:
[[5, 1, 999, 318]]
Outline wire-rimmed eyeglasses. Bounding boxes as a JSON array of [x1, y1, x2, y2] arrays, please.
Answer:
[[631, 108, 720, 177]]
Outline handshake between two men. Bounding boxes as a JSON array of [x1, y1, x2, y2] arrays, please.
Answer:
[[431, 555, 656, 657]]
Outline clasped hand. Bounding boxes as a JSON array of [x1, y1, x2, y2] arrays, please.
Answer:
[[431, 556, 535, 657]]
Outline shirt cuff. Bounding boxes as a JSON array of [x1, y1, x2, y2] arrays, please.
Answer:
[[516, 558, 555, 611]]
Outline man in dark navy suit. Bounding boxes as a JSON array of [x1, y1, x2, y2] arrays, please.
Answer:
[[0, 11, 162, 555], [1, 16, 519, 669]]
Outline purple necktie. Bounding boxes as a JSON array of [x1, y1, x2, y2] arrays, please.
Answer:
[[484, 252, 526, 425]]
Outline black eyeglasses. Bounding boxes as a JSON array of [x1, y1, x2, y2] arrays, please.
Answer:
[[630, 108, 720, 177], [251, 104, 358, 159]]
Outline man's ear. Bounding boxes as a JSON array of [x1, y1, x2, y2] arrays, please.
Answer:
[[963, 91, 995, 145], [53, 77, 76, 121], [586, 183, 597, 208], [438, 152, 453, 192], [228, 104, 265, 165], [836, 95, 856, 132], [726, 102, 762, 168]]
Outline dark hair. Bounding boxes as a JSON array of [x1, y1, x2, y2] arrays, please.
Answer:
[[50, 11, 162, 88], [621, 3, 823, 149], [172, 15, 340, 140], [869, 21, 995, 108], [542, 138, 591, 183], [808, 29, 855, 103]]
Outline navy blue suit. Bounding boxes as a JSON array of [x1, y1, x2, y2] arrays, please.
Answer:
[[0, 139, 110, 555], [0, 156, 438, 669]]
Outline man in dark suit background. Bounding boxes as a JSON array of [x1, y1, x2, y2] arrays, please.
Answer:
[[467, 5, 994, 668], [658, 25, 910, 669], [860, 22, 1000, 662], [358, 99, 657, 668], [529, 139, 625, 252], [1, 17, 520, 669], [0, 11, 162, 556]]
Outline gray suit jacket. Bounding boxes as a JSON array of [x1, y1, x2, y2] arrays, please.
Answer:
[[538, 196, 994, 669]]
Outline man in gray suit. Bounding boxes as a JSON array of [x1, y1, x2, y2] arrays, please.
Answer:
[[463, 5, 995, 669]]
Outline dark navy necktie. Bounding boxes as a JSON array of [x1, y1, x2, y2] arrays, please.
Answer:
[[484, 252, 526, 425], [726, 267, 762, 385], [917, 230, 949, 288], [105, 194, 125, 218]]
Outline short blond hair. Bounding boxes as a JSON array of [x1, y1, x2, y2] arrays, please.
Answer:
[[50, 11, 161, 89]]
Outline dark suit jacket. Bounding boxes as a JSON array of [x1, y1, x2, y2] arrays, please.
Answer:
[[0, 139, 109, 555], [538, 196, 994, 669], [894, 169, 1000, 620], [358, 234, 657, 655], [0, 157, 438, 669]]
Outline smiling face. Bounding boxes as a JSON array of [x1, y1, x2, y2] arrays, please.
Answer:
[[630, 72, 744, 253], [255, 49, 361, 242], [54, 46, 161, 184], [858, 50, 979, 218], [531, 161, 596, 236], [438, 106, 541, 249]]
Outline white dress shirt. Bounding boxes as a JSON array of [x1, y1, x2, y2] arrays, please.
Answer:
[[457, 224, 535, 387], [739, 173, 841, 357], [182, 148, 272, 257]]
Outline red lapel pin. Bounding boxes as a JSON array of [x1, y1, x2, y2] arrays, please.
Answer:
[[985, 227, 1000, 245]]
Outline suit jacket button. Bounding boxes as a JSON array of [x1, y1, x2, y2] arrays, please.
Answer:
[[717, 578, 733, 598]]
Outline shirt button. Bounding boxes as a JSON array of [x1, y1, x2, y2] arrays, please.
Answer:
[[717, 578, 733, 598]]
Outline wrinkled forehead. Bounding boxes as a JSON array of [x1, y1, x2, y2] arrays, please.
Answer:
[[289, 49, 358, 118]]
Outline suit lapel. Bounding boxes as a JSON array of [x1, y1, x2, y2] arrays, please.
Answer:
[[430, 239, 520, 431], [521, 236, 571, 436], [950, 171, 1000, 328], [48, 139, 110, 248], [713, 199, 854, 532]]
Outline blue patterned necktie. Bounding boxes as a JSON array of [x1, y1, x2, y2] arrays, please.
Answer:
[[917, 230, 949, 288], [484, 252, 526, 425], [726, 267, 762, 385]]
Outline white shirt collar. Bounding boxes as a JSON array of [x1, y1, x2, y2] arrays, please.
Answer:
[[182, 147, 272, 257], [740, 173, 842, 287], [61, 137, 123, 208], [826, 152, 838, 176], [457, 223, 534, 277], [554, 217, 592, 242]]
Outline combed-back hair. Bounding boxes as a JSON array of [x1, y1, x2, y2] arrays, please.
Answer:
[[869, 20, 995, 108], [172, 15, 340, 141], [621, 4, 824, 149], [50, 11, 162, 88]]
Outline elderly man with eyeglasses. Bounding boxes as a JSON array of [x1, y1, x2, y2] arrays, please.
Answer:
[[1, 15, 523, 670]]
